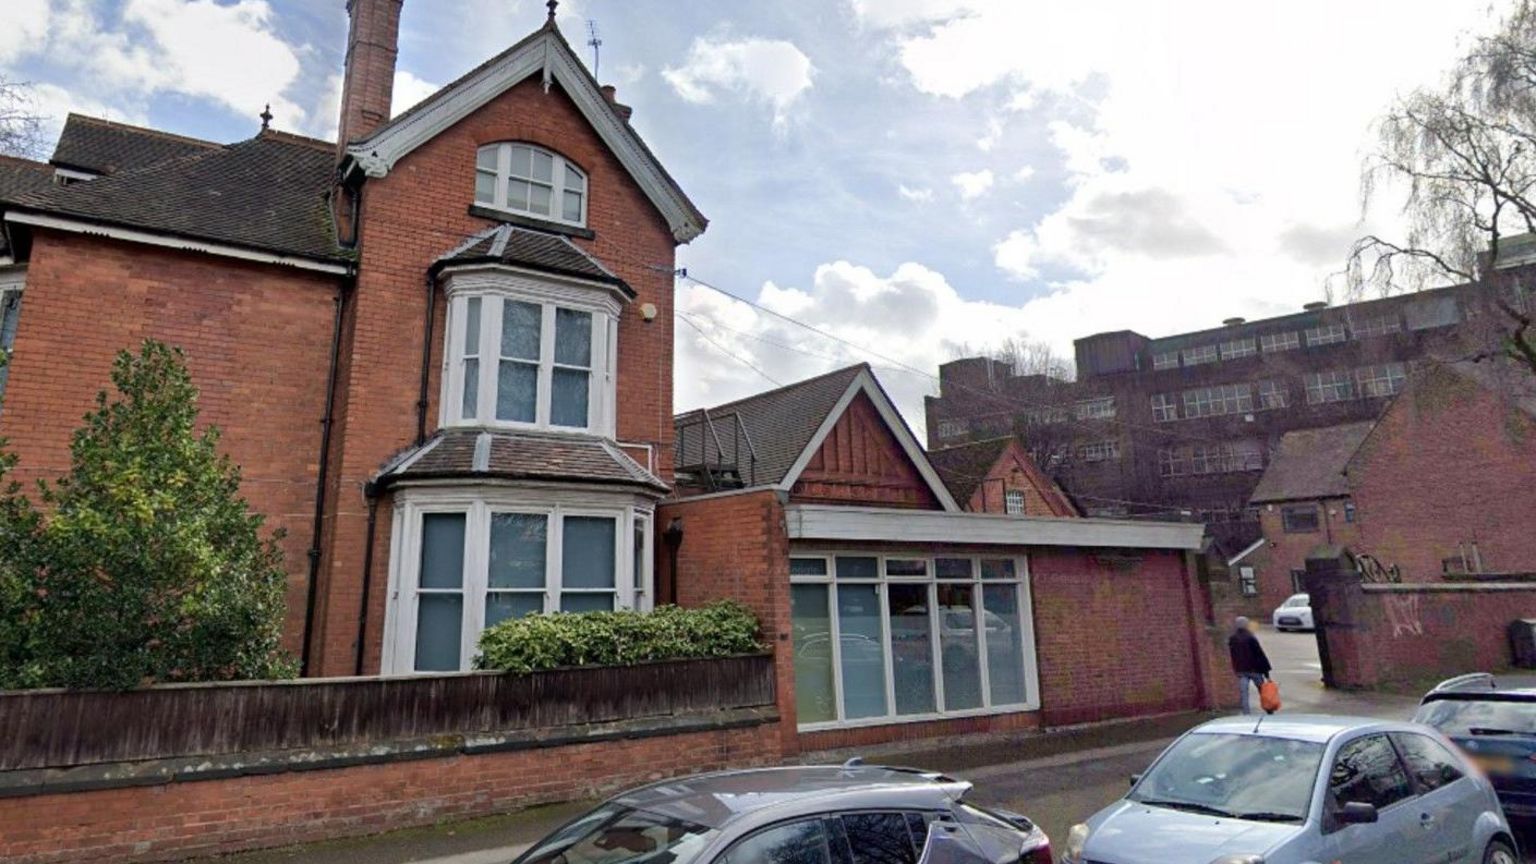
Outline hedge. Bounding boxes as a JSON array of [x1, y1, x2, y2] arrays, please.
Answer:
[[475, 601, 763, 674]]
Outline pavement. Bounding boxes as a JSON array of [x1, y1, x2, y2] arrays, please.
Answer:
[[206, 627, 1529, 864]]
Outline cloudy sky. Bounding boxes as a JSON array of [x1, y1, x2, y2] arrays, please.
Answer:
[[0, 0, 1513, 436]]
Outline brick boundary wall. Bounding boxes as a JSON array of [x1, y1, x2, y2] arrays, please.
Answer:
[[1309, 575, 1536, 689], [0, 717, 778, 864]]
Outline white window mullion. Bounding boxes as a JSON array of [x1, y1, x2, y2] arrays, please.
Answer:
[[546, 506, 563, 613], [828, 582, 845, 723], [618, 509, 636, 610], [496, 143, 509, 210], [929, 581, 945, 712], [462, 502, 489, 671], [878, 581, 897, 721], [975, 570, 993, 709], [536, 304, 556, 427], [1018, 557, 1041, 710], [478, 297, 502, 424]]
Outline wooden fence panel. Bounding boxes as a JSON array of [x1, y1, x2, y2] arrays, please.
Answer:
[[0, 654, 775, 771]]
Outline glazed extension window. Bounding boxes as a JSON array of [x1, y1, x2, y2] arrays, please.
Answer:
[[0, 284, 21, 410], [475, 142, 588, 226]]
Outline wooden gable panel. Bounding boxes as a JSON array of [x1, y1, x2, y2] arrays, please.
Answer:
[[791, 392, 941, 509]]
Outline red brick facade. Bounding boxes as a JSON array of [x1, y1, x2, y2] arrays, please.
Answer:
[[0, 230, 342, 652], [1245, 497, 1359, 616], [958, 438, 1078, 517], [1348, 365, 1536, 580]]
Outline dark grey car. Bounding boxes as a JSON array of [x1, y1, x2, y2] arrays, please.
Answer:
[[510, 764, 1051, 864]]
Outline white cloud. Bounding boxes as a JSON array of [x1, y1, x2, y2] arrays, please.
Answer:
[[846, 0, 973, 30], [0, 0, 51, 66], [1011, 165, 1035, 183], [950, 168, 993, 200], [975, 116, 1002, 151], [662, 36, 814, 129], [897, 184, 933, 202], [392, 69, 440, 117]]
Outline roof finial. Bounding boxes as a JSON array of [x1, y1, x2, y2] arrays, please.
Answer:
[[259, 103, 273, 132], [546, 0, 558, 23]]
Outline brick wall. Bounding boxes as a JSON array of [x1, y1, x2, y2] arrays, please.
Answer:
[[1030, 548, 1209, 725], [1349, 366, 1536, 580], [1310, 575, 1536, 689], [312, 75, 680, 673], [1249, 497, 1359, 614], [0, 231, 341, 654], [963, 441, 1077, 517], [0, 723, 774, 864]]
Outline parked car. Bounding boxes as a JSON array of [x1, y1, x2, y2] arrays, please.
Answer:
[[1271, 593, 1314, 632], [510, 763, 1051, 864], [1061, 715, 1517, 864], [1416, 672, 1536, 821]]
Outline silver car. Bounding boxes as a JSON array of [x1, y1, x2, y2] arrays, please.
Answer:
[[1062, 715, 1518, 864], [510, 763, 1051, 864]]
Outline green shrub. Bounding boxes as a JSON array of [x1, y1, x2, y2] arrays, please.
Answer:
[[0, 341, 295, 690], [475, 601, 763, 674]]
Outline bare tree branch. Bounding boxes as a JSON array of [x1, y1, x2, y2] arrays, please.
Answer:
[[0, 77, 45, 160]]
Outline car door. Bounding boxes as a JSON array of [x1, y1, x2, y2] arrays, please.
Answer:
[[718, 817, 836, 864], [834, 812, 922, 864], [1317, 733, 1428, 864], [1391, 732, 1477, 864]]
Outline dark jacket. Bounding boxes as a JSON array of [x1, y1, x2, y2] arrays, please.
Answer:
[[1228, 628, 1272, 676]]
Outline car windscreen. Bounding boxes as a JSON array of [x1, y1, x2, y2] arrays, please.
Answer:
[[1283, 596, 1309, 608], [513, 804, 720, 864], [1128, 733, 1325, 823], [1416, 698, 1536, 737]]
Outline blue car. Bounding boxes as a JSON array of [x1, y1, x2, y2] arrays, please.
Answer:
[[1416, 673, 1536, 822], [1062, 715, 1517, 864]]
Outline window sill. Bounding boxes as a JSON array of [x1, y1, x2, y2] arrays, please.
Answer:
[[468, 204, 596, 240]]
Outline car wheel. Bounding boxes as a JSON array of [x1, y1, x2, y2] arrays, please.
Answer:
[[1483, 839, 1517, 864]]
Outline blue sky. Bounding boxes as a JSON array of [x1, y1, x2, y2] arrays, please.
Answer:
[[0, 0, 1513, 433]]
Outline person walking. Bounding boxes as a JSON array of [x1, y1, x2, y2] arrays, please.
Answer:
[[1228, 616, 1272, 715]]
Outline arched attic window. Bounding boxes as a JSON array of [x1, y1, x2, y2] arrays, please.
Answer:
[[475, 143, 588, 227]]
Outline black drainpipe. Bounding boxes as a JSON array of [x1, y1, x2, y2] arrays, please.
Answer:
[[354, 483, 382, 675], [662, 518, 685, 605], [415, 271, 438, 446], [300, 281, 350, 677]]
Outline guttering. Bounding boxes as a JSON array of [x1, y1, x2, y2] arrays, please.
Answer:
[[353, 490, 381, 676], [5, 211, 353, 276], [783, 504, 1206, 551], [300, 284, 349, 677], [415, 271, 437, 445]]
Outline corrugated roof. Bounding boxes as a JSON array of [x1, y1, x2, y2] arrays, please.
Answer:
[[377, 428, 667, 493], [436, 224, 630, 294], [1250, 422, 1376, 504], [675, 364, 866, 487], [49, 114, 219, 175], [15, 130, 345, 263], [926, 437, 1011, 505]]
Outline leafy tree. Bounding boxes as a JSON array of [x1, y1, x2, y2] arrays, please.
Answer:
[[1352, 0, 1536, 375], [0, 341, 294, 690]]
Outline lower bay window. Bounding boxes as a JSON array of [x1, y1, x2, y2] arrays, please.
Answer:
[[790, 553, 1039, 729], [386, 490, 653, 674]]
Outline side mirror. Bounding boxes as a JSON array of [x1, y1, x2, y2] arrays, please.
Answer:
[[1337, 802, 1378, 825], [1128, 773, 1142, 788]]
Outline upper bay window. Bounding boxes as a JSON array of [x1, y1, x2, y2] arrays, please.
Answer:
[[442, 275, 619, 436], [475, 143, 588, 227]]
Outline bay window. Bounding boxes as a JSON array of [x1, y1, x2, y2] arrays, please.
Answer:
[[386, 492, 653, 674], [789, 552, 1039, 729], [442, 277, 618, 435]]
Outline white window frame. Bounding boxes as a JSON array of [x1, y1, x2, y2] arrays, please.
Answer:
[[1078, 440, 1120, 462], [1305, 323, 1347, 347], [1350, 315, 1401, 339], [1152, 351, 1180, 371], [1003, 490, 1026, 515], [1074, 396, 1116, 421], [1257, 379, 1287, 410], [382, 487, 655, 675], [1182, 384, 1252, 419], [474, 142, 588, 228], [440, 270, 620, 437], [1219, 337, 1257, 360], [1150, 393, 1179, 422], [1305, 369, 1355, 404], [1260, 331, 1301, 353], [1181, 344, 1218, 366], [936, 418, 969, 439], [1355, 362, 1406, 398], [788, 551, 1040, 731]]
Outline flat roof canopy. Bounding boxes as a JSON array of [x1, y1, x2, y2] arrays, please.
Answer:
[[784, 504, 1204, 551]]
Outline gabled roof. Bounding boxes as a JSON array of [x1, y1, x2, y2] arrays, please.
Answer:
[[0, 155, 52, 259], [675, 364, 960, 511], [436, 223, 631, 296], [375, 427, 667, 494], [342, 23, 706, 243], [10, 130, 345, 266], [1249, 422, 1376, 504], [49, 114, 219, 176], [926, 435, 1078, 516]]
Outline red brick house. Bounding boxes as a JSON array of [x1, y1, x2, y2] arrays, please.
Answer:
[[1346, 359, 1536, 580], [662, 364, 1213, 752], [1242, 422, 1371, 614], [0, 0, 700, 677], [927, 435, 1079, 516]]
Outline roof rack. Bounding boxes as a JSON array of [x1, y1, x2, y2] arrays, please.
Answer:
[[1430, 672, 1496, 693]]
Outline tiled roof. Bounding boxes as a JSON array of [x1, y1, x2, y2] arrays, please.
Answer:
[[0, 155, 52, 258], [15, 131, 345, 263], [377, 428, 667, 493], [674, 364, 866, 487], [436, 224, 630, 294], [926, 437, 1012, 505], [1250, 422, 1376, 504], [50, 114, 219, 175]]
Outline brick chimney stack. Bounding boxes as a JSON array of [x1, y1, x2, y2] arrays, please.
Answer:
[[336, 0, 403, 156]]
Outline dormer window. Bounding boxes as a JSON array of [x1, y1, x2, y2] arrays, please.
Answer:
[[475, 143, 587, 226]]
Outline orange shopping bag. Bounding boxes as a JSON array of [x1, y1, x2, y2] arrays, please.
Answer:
[[1260, 679, 1282, 714]]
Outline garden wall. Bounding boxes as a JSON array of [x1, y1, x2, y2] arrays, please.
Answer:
[[0, 655, 779, 863]]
